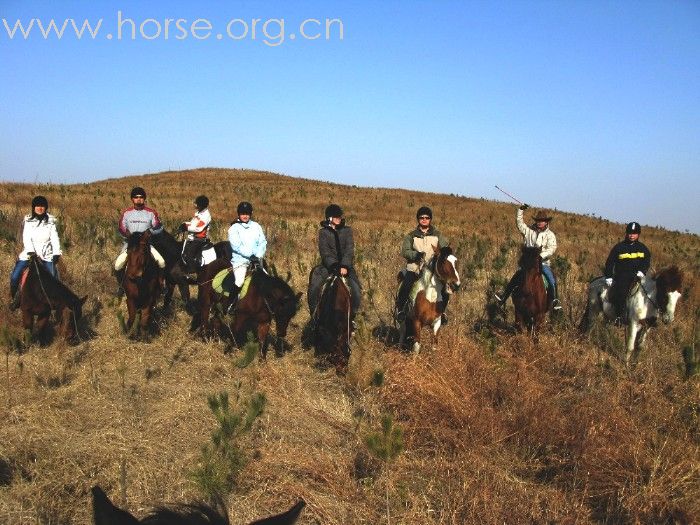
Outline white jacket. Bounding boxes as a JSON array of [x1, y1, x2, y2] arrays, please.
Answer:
[[19, 213, 62, 262], [516, 209, 557, 266]]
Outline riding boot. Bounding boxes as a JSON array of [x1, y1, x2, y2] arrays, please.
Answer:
[[441, 291, 450, 325], [395, 272, 417, 322], [114, 269, 125, 298], [225, 285, 240, 315], [495, 271, 520, 305], [8, 284, 20, 311], [551, 285, 562, 310]]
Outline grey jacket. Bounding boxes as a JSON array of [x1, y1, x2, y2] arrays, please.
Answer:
[[318, 220, 355, 272]]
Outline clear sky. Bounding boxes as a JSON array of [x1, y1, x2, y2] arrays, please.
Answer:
[[1, 0, 699, 232]]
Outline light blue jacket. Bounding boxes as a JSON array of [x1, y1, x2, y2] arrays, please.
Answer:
[[228, 219, 267, 268]]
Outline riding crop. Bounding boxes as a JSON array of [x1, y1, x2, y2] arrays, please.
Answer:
[[494, 185, 524, 205]]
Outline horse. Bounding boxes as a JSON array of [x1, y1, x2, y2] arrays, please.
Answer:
[[511, 246, 549, 336], [16, 254, 87, 345], [149, 229, 232, 311], [123, 231, 162, 339], [580, 266, 683, 365], [311, 274, 353, 374], [398, 245, 461, 353], [193, 258, 302, 359], [92, 485, 305, 525]]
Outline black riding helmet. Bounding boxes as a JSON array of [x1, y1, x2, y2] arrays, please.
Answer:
[[626, 222, 641, 235], [416, 206, 432, 220], [237, 201, 253, 215], [325, 204, 343, 219], [194, 195, 209, 210], [130, 187, 146, 199]]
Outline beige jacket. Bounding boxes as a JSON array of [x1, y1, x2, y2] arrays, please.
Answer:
[[402, 226, 448, 273], [516, 209, 557, 266]]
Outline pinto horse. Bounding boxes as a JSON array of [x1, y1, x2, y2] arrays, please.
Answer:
[[580, 266, 683, 365], [399, 245, 460, 353], [312, 275, 353, 373], [193, 258, 301, 358], [123, 231, 162, 338], [512, 246, 549, 335], [17, 254, 87, 345], [149, 229, 232, 311], [92, 485, 305, 525]]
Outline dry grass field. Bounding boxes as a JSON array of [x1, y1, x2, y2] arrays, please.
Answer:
[[0, 168, 698, 524]]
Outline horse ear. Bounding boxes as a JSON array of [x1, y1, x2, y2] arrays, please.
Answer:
[[80, 296, 88, 306], [286, 271, 292, 283], [296, 292, 303, 302], [432, 244, 439, 254]]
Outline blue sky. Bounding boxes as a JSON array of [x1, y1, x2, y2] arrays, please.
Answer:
[[1, 0, 699, 232]]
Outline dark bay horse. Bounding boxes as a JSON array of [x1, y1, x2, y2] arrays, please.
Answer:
[[581, 266, 683, 365], [92, 485, 305, 525], [399, 245, 461, 353], [123, 231, 162, 338], [17, 254, 87, 345], [312, 275, 353, 374], [193, 258, 301, 359], [512, 246, 549, 335], [150, 230, 232, 311]]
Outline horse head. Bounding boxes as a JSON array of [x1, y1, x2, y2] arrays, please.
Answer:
[[432, 245, 461, 291], [654, 266, 683, 324], [256, 271, 302, 338], [126, 231, 152, 280], [519, 246, 542, 271]]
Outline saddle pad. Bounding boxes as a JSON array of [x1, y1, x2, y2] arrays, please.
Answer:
[[20, 268, 30, 290], [201, 247, 217, 266], [213, 268, 251, 298]]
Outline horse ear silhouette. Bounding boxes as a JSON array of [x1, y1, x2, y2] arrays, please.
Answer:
[[80, 296, 88, 306], [295, 292, 303, 302], [91, 485, 140, 525], [286, 271, 292, 283], [432, 244, 439, 254]]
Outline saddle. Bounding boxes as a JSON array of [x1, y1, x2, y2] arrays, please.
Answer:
[[181, 240, 214, 273], [313, 275, 350, 322], [213, 268, 252, 300]]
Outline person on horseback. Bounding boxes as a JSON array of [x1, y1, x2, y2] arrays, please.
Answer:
[[177, 194, 211, 273], [604, 221, 651, 325], [395, 206, 450, 324], [495, 204, 561, 310], [308, 204, 362, 323], [114, 187, 166, 296], [8, 195, 62, 310], [224, 201, 267, 309]]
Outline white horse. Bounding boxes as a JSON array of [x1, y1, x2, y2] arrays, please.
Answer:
[[580, 266, 683, 365]]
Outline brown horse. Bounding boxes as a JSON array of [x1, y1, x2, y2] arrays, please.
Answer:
[[92, 485, 305, 525], [17, 254, 86, 345], [123, 231, 162, 338], [312, 275, 353, 374], [399, 245, 461, 353], [193, 258, 301, 359], [512, 246, 549, 335]]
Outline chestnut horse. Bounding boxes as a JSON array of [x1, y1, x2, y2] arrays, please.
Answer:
[[580, 266, 683, 365], [123, 231, 162, 338], [512, 246, 549, 335], [399, 245, 461, 353], [92, 485, 305, 525], [312, 275, 353, 373], [193, 258, 301, 359], [17, 254, 86, 345]]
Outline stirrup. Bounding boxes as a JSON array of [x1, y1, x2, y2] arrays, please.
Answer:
[[552, 299, 562, 310]]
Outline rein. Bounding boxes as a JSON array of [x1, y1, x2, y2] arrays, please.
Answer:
[[31, 257, 54, 311]]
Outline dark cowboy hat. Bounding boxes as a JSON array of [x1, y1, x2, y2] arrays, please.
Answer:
[[532, 210, 553, 222]]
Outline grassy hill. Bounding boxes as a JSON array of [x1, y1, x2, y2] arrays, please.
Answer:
[[0, 168, 698, 524]]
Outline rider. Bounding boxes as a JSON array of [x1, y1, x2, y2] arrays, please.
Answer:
[[225, 201, 267, 308], [114, 187, 165, 295], [604, 221, 651, 324], [308, 204, 362, 323], [178, 194, 211, 272], [9, 195, 62, 310], [495, 204, 561, 309], [395, 206, 450, 324]]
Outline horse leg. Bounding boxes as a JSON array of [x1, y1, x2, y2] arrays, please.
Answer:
[[412, 318, 422, 353], [624, 321, 640, 366], [257, 322, 270, 360], [35, 309, 51, 345], [22, 308, 34, 346]]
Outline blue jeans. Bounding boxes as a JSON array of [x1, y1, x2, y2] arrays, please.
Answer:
[[541, 265, 556, 291], [10, 259, 56, 290]]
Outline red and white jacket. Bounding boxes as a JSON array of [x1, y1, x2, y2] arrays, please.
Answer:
[[185, 208, 211, 240]]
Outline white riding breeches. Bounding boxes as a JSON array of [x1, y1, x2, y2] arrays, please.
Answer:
[[114, 245, 166, 270], [232, 264, 248, 287]]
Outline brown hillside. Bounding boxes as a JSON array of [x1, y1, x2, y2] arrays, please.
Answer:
[[0, 168, 698, 524]]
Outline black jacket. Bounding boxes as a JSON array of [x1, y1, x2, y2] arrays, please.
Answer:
[[604, 240, 651, 278], [318, 220, 355, 272]]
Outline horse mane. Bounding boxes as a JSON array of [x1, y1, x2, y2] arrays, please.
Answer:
[[655, 266, 683, 292], [127, 231, 147, 249], [438, 246, 453, 258], [253, 271, 298, 319], [150, 229, 184, 262], [518, 245, 542, 268], [29, 258, 81, 308]]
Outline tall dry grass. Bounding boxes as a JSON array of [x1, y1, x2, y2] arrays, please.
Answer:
[[0, 168, 698, 524]]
